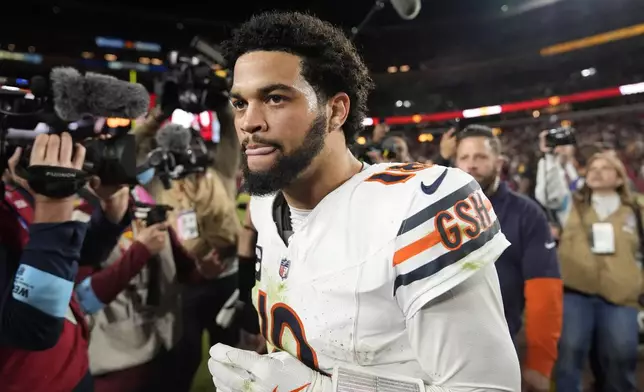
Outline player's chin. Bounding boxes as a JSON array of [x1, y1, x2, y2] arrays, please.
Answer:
[[246, 151, 280, 172]]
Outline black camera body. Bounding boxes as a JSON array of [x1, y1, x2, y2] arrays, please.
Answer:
[[158, 37, 230, 114], [545, 127, 576, 148], [145, 131, 210, 190], [134, 202, 174, 226]]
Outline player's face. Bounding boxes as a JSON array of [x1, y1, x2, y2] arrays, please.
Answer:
[[231, 51, 327, 196], [455, 136, 502, 191]]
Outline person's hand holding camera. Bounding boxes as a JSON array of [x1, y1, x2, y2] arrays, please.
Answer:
[[15, 133, 86, 223], [538, 130, 552, 154], [136, 222, 170, 256]]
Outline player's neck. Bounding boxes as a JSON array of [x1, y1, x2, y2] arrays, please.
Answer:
[[283, 148, 362, 210]]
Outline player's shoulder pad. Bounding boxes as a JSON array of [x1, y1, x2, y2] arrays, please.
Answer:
[[358, 163, 479, 210], [353, 163, 479, 237]]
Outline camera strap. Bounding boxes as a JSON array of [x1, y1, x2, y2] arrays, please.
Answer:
[[25, 165, 88, 199]]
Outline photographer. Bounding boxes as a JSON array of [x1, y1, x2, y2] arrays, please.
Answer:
[[0, 133, 131, 392], [70, 187, 224, 392], [131, 104, 241, 391], [535, 128, 581, 221]]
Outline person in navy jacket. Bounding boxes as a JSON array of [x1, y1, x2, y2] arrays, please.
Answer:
[[436, 125, 563, 392]]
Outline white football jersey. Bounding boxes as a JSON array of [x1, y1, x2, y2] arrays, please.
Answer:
[[250, 163, 510, 381]]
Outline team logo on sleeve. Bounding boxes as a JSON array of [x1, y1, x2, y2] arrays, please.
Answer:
[[279, 258, 291, 280]]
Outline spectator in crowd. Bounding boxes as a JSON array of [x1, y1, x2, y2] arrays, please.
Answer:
[[448, 125, 563, 392], [538, 151, 642, 392], [623, 140, 644, 192]]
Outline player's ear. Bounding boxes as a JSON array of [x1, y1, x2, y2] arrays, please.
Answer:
[[327, 92, 350, 132]]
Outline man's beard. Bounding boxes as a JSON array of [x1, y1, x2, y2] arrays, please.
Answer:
[[241, 114, 327, 196], [476, 167, 499, 195]]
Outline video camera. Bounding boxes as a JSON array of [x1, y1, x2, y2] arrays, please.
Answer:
[[545, 126, 576, 148], [157, 37, 230, 115], [137, 122, 211, 190], [134, 201, 174, 226], [0, 67, 150, 198]]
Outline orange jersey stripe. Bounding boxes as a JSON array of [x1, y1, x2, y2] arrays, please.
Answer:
[[393, 231, 442, 266]]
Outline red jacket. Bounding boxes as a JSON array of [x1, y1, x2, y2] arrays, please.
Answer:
[[0, 186, 129, 392]]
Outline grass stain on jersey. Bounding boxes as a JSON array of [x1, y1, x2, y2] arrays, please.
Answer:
[[242, 378, 253, 392], [462, 261, 483, 271], [265, 268, 289, 303]]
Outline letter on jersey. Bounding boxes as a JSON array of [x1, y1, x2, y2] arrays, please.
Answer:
[[392, 170, 510, 318]]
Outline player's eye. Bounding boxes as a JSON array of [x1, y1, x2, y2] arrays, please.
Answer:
[[266, 95, 288, 105], [231, 100, 247, 110]]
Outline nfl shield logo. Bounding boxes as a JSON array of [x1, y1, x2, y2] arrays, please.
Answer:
[[279, 258, 291, 280]]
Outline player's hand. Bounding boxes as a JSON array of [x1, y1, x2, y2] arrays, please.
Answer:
[[238, 330, 267, 354], [522, 369, 550, 392], [208, 344, 333, 392], [137, 222, 169, 255], [439, 128, 457, 160]]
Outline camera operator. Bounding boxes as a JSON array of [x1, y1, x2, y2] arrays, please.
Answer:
[[535, 128, 581, 221], [131, 104, 241, 392], [0, 133, 131, 392]]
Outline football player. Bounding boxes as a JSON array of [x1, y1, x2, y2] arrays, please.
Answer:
[[208, 11, 521, 392]]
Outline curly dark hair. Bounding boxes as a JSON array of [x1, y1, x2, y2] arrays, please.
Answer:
[[222, 11, 374, 144]]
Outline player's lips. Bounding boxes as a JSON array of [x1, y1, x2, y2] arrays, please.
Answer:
[[246, 145, 278, 156]]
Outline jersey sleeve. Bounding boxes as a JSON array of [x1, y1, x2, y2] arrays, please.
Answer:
[[392, 166, 510, 318]]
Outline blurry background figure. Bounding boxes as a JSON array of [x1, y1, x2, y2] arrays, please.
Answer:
[[130, 102, 241, 392], [450, 125, 563, 392], [538, 150, 642, 392]]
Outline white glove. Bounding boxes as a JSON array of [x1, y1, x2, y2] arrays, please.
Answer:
[[208, 343, 333, 392]]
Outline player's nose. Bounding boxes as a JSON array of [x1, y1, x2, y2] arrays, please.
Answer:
[[240, 103, 268, 134]]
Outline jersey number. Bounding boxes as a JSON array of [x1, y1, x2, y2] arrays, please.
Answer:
[[257, 290, 320, 371], [365, 162, 433, 185]]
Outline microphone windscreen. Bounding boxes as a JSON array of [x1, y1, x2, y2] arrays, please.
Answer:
[[390, 0, 422, 20], [84, 72, 150, 119], [50, 67, 86, 121], [155, 123, 192, 153]]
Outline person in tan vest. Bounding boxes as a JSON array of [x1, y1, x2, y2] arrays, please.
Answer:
[[543, 152, 643, 392]]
